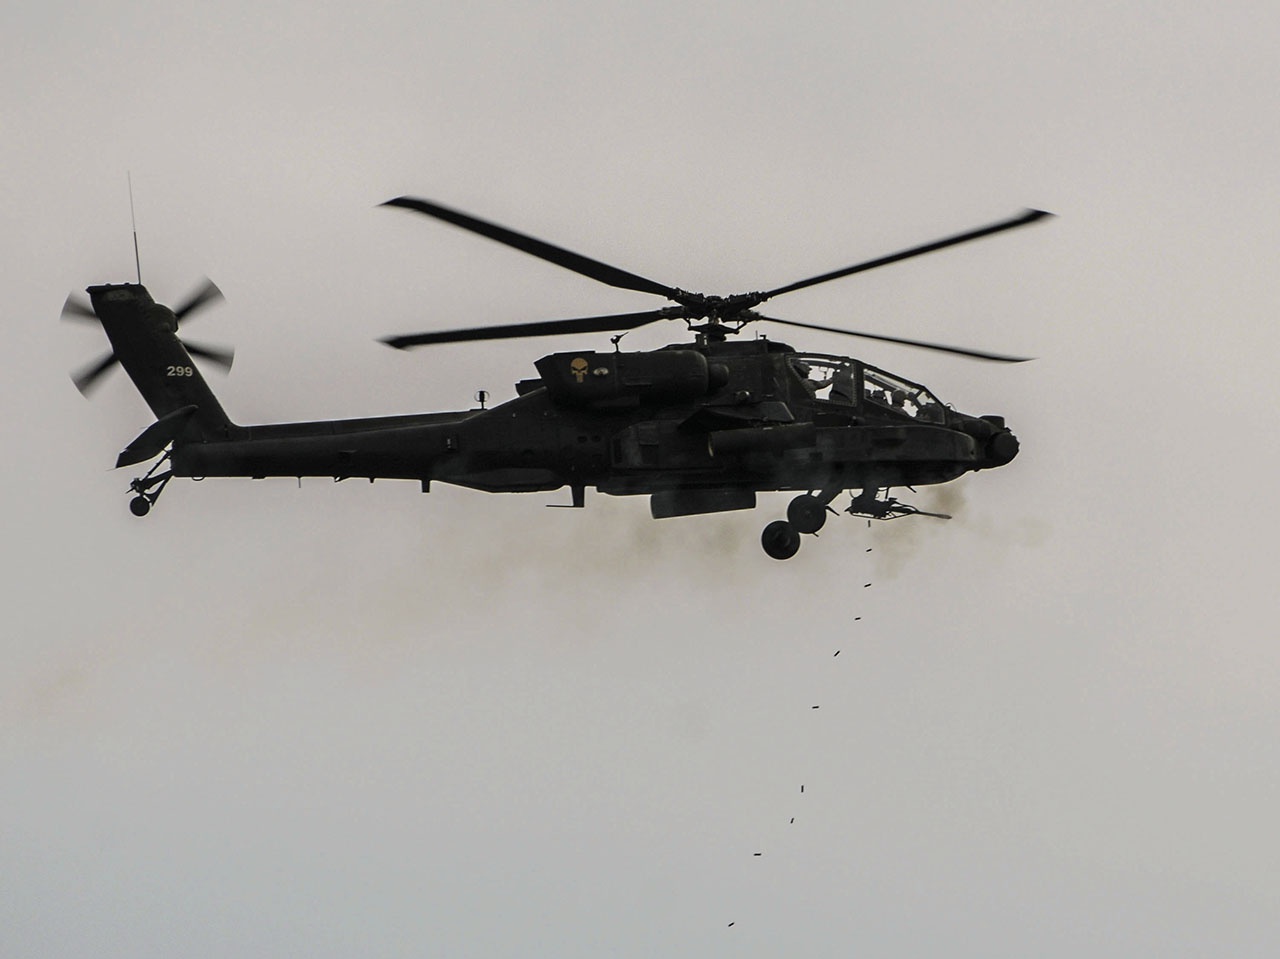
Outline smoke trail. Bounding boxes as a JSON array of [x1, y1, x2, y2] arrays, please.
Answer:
[[862, 483, 960, 579], [865, 478, 1049, 579]]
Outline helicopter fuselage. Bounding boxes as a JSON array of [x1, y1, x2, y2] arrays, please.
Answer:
[[171, 336, 1017, 514]]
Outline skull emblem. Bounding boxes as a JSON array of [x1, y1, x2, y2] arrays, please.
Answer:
[[570, 357, 589, 383]]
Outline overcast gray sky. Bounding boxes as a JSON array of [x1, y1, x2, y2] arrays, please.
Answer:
[[4, 2, 1280, 956]]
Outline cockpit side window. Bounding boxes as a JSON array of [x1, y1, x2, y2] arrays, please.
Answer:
[[788, 354, 856, 405]]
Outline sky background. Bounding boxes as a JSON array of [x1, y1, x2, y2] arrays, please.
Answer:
[[4, 2, 1280, 956]]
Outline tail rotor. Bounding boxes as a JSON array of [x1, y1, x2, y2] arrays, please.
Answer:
[[63, 278, 234, 396]]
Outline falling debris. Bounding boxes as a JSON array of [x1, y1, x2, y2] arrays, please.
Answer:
[[863, 583, 872, 588], [866, 548, 872, 552], [811, 705, 820, 709], [854, 616, 861, 621], [800, 784, 805, 793], [790, 817, 795, 824], [728, 922, 735, 928], [834, 650, 841, 657], [753, 852, 762, 857]]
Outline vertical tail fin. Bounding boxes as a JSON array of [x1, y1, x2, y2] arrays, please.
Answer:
[[86, 283, 235, 439]]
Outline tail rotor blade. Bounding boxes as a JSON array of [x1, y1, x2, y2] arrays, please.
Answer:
[[184, 339, 235, 371], [173, 279, 224, 324], [71, 351, 120, 395], [61, 294, 98, 323]]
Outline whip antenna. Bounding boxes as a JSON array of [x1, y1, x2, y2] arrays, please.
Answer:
[[128, 171, 141, 284]]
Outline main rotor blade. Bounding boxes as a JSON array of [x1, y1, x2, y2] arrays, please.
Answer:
[[760, 208, 1053, 302], [61, 293, 98, 323], [173, 278, 224, 324], [382, 310, 671, 350], [184, 339, 235, 371], [756, 314, 1033, 362], [72, 351, 120, 395], [382, 197, 681, 300]]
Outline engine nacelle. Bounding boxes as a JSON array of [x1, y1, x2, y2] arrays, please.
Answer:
[[534, 350, 721, 409]]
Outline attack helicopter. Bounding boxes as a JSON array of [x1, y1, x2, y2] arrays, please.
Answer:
[[64, 196, 1049, 559]]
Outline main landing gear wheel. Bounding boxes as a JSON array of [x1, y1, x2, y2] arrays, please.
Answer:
[[129, 495, 152, 517], [787, 494, 828, 534], [761, 520, 801, 560]]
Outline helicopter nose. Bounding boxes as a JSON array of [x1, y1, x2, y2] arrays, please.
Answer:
[[986, 428, 1019, 466], [975, 414, 1019, 466], [954, 413, 1019, 468]]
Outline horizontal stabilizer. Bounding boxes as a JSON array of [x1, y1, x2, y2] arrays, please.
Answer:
[[116, 405, 198, 468]]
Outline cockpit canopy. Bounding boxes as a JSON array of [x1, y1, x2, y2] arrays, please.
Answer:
[[787, 353, 946, 424]]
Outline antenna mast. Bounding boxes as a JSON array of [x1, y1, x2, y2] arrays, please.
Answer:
[[127, 172, 141, 284]]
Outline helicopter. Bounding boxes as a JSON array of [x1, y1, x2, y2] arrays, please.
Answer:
[[64, 196, 1049, 560]]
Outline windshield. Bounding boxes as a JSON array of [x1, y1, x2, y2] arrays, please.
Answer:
[[788, 353, 946, 423], [861, 363, 945, 423]]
